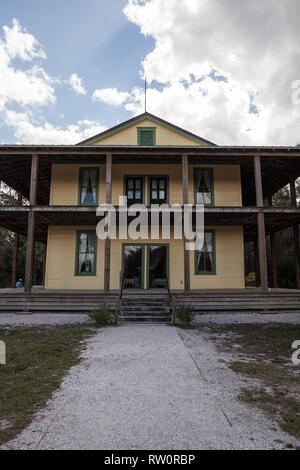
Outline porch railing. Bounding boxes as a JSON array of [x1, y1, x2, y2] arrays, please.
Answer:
[[115, 270, 124, 324], [165, 274, 175, 323]]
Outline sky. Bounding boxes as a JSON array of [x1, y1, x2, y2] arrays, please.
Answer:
[[0, 0, 300, 146]]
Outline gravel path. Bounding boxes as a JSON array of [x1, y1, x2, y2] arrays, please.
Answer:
[[0, 313, 90, 326], [0, 312, 299, 327], [2, 324, 296, 450], [195, 313, 300, 325]]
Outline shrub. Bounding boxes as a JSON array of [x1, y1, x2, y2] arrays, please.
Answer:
[[88, 307, 117, 326], [175, 306, 195, 326], [245, 271, 256, 287]]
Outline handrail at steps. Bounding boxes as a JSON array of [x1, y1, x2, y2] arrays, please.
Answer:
[[115, 270, 124, 324], [165, 274, 175, 323]]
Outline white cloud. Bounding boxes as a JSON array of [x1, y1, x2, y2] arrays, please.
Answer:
[[92, 87, 130, 106], [122, 0, 300, 145], [0, 18, 55, 109], [3, 18, 46, 61], [0, 19, 105, 144], [4, 109, 106, 144], [69, 73, 87, 95]]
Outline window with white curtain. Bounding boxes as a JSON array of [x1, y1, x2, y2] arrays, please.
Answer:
[[194, 168, 214, 205], [79, 168, 99, 205], [195, 230, 216, 275], [76, 231, 97, 275]]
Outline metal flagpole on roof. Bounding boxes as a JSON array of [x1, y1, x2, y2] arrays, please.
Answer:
[[145, 76, 147, 112]]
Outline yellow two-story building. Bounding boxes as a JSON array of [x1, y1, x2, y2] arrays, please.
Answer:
[[46, 112, 244, 292]]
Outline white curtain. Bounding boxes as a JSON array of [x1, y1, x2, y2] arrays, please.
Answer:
[[78, 233, 95, 273], [196, 170, 211, 204], [81, 169, 97, 204]]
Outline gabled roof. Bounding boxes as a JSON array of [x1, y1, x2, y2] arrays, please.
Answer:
[[76, 112, 217, 146]]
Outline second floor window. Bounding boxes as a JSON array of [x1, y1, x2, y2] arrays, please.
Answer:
[[125, 177, 144, 205], [79, 168, 99, 205], [149, 177, 168, 204], [194, 168, 214, 205]]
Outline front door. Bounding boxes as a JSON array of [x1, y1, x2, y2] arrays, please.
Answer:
[[147, 245, 168, 289], [123, 245, 143, 289]]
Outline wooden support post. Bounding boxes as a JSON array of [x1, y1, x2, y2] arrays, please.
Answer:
[[182, 153, 190, 293], [104, 153, 112, 291], [24, 154, 39, 294], [24, 211, 35, 294], [268, 195, 278, 288], [290, 176, 300, 288], [254, 156, 268, 290], [254, 240, 260, 287], [11, 192, 22, 288], [29, 153, 39, 206], [270, 232, 278, 288], [290, 176, 297, 208], [294, 223, 300, 289], [290, 177, 300, 288]]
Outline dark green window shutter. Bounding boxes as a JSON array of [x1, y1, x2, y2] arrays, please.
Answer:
[[138, 128, 156, 145]]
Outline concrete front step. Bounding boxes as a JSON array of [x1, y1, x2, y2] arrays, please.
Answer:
[[120, 316, 171, 323]]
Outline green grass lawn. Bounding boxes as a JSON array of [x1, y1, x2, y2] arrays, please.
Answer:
[[203, 323, 300, 443], [0, 323, 96, 445]]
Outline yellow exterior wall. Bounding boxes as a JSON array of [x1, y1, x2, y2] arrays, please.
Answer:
[[45, 225, 244, 290], [45, 226, 105, 290], [50, 164, 105, 206], [189, 165, 242, 206], [50, 163, 241, 207], [190, 226, 245, 289], [91, 119, 202, 146]]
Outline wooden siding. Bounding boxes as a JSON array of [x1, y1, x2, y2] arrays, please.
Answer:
[[190, 226, 245, 289], [91, 119, 201, 146], [45, 226, 244, 290], [50, 164, 105, 206], [45, 226, 105, 290], [189, 165, 242, 207], [50, 163, 241, 207]]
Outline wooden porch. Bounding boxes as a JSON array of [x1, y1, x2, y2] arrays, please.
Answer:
[[1, 287, 300, 314]]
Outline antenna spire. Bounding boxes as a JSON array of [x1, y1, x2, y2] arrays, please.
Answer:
[[144, 76, 147, 112]]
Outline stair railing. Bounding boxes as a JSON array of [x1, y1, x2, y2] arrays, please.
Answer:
[[165, 273, 175, 323], [115, 270, 124, 325]]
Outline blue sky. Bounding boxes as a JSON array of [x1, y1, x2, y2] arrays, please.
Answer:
[[0, 1, 299, 146], [0, 0, 153, 143]]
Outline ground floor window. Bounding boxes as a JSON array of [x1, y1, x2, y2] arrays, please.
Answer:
[[75, 231, 97, 275], [195, 230, 216, 275]]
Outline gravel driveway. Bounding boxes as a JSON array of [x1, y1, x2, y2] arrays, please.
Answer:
[[2, 324, 297, 450]]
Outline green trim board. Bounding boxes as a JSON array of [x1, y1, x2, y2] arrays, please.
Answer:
[[194, 229, 216, 275], [193, 167, 215, 206], [121, 243, 145, 289], [137, 127, 156, 146], [79, 113, 214, 146], [146, 243, 169, 289], [75, 230, 97, 276], [77, 167, 100, 206]]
